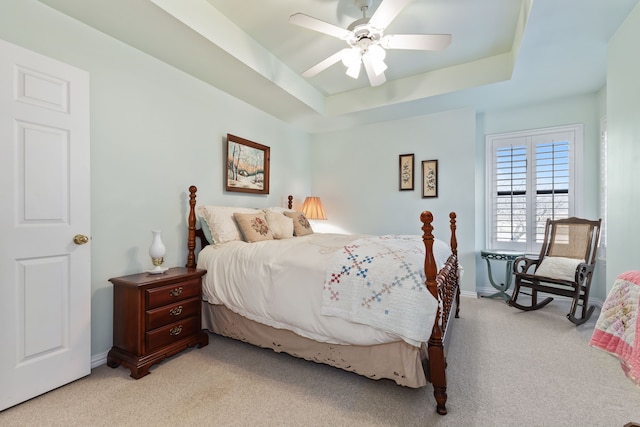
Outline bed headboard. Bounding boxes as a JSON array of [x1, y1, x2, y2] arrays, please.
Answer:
[[186, 185, 294, 269]]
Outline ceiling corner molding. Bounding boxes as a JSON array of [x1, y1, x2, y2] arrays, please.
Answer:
[[325, 52, 516, 116], [149, 0, 326, 114], [509, 0, 533, 67]]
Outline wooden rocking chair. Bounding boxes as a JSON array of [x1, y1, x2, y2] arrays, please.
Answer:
[[508, 217, 601, 325]]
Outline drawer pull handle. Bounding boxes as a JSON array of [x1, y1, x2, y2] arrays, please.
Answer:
[[169, 306, 183, 316], [169, 326, 183, 336], [169, 287, 183, 297]]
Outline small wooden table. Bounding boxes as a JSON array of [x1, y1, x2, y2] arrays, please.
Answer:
[[481, 249, 525, 300]]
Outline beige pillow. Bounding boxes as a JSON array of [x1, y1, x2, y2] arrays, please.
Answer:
[[199, 206, 261, 244], [265, 210, 294, 239], [284, 211, 313, 236], [535, 256, 583, 281], [234, 212, 273, 242]]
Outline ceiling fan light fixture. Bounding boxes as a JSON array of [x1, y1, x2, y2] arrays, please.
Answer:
[[346, 62, 361, 79], [341, 48, 361, 68], [368, 44, 386, 61], [367, 44, 387, 75], [290, 0, 451, 87]]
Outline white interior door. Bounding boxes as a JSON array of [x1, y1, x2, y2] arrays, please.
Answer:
[[0, 39, 91, 411]]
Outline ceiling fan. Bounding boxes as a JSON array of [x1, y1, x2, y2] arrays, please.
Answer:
[[289, 0, 451, 87]]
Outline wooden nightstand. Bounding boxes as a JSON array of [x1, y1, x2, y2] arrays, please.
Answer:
[[107, 267, 208, 379]]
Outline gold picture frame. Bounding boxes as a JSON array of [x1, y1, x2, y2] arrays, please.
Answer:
[[399, 153, 414, 191], [225, 134, 270, 194], [422, 159, 438, 198]]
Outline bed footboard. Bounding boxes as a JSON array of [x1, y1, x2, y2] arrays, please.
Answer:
[[420, 211, 459, 415]]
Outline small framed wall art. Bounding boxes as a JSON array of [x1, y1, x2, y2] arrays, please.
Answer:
[[225, 134, 270, 194], [399, 153, 414, 191], [421, 159, 438, 198]]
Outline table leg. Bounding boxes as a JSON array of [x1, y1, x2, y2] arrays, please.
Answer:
[[482, 258, 513, 300]]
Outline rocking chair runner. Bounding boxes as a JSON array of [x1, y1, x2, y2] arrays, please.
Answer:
[[508, 217, 602, 325]]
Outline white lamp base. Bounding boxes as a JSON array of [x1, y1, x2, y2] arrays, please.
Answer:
[[146, 266, 169, 275]]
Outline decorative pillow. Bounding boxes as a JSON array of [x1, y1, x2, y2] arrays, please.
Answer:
[[535, 256, 583, 281], [284, 211, 313, 236], [233, 212, 274, 242], [198, 215, 214, 244], [190, 207, 214, 245], [199, 206, 261, 244], [265, 210, 294, 239]]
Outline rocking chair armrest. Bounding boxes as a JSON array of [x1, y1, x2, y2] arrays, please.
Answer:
[[575, 262, 595, 284], [513, 256, 539, 275]]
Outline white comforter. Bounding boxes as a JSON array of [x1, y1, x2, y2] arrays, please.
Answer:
[[197, 233, 450, 347]]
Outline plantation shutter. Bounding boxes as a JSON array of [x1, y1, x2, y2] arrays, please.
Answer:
[[534, 140, 570, 242], [487, 125, 582, 253], [495, 143, 527, 244]]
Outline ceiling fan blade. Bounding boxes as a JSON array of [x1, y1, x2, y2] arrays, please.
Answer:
[[289, 13, 352, 40], [381, 34, 452, 51], [362, 53, 387, 87], [301, 50, 344, 78], [368, 0, 412, 30]]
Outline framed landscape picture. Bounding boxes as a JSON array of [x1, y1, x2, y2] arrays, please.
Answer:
[[399, 154, 414, 191], [422, 159, 438, 198], [225, 134, 270, 194]]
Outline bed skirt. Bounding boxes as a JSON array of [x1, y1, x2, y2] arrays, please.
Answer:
[[201, 301, 428, 388]]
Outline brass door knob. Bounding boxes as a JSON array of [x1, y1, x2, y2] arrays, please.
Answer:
[[73, 234, 89, 245]]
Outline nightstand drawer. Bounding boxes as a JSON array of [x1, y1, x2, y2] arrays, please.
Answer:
[[146, 278, 201, 309], [146, 316, 200, 353], [146, 297, 200, 330]]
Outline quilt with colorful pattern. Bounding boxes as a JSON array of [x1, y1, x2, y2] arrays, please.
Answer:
[[589, 270, 640, 386], [321, 235, 447, 346]]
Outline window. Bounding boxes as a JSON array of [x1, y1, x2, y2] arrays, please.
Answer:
[[486, 124, 583, 253]]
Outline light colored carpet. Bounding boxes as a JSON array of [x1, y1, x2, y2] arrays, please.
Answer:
[[1, 296, 639, 426]]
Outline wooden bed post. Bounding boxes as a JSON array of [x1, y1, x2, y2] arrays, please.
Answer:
[[186, 185, 198, 269], [450, 212, 460, 318], [421, 211, 448, 415], [449, 212, 458, 256]]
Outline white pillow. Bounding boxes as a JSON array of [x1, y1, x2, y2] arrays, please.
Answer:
[[535, 256, 583, 281], [263, 207, 294, 214], [265, 210, 294, 239], [199, 206, 261, 244]]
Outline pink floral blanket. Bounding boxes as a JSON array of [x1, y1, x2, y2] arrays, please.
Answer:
[[589, 270, 640, 386]]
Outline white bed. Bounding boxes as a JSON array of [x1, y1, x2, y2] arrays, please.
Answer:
[[186, 185, 461, 415]]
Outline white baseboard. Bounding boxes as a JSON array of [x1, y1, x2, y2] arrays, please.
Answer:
[[460, 290, 478, 299], [91, 350, 109, 369]]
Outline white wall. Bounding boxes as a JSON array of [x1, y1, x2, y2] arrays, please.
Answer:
[[310, 108, 477, 295], [606, 3, 640, 290], [0, 0, 311, 359]]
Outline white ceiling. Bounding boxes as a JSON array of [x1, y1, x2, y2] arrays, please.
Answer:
[[38, 0, 639, 133]]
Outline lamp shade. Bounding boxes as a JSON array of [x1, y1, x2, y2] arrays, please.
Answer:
[[301, 197, 327, 220]]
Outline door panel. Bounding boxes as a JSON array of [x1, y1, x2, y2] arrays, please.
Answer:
[[0, 38, 90, 411], [18, 256, 68, 360], [20, 122, 69, 222]]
